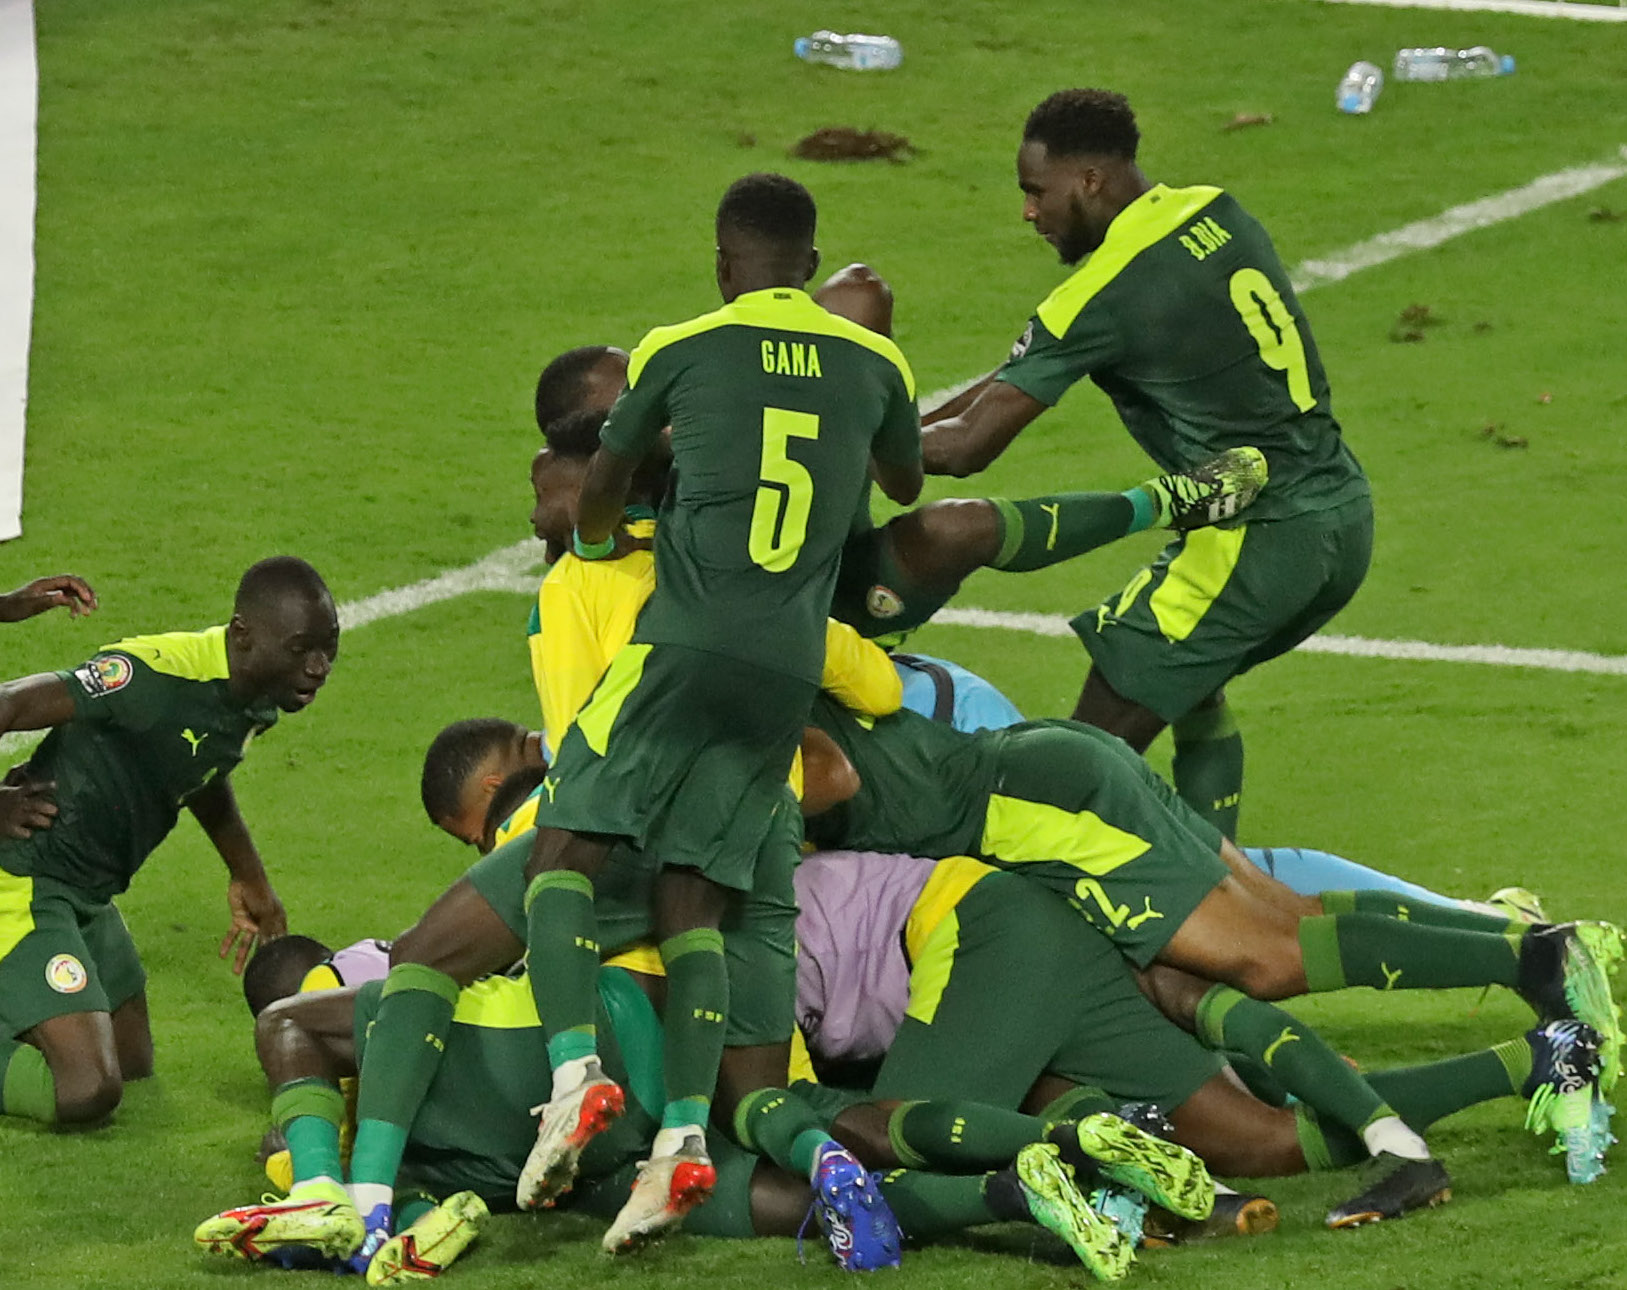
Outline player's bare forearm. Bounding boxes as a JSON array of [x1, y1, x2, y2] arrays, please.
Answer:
[[920, 380, 1048, 477], [189, 778, 266, 879], [0, 673, 77, 740], [920, 370, 997, 426], [574, 444, 642, 545]]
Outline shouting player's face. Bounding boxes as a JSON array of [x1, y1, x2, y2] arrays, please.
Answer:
[[1017, 140, 1110, 266], [230, 593, 339, 713]]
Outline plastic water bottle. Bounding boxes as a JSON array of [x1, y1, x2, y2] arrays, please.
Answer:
[[1336, 61, 1384, 114], [1393, 46, 1515, 81], [793, 31, 903, 71]]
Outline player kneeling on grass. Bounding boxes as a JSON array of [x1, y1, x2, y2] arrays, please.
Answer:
[[0, 557, 337, 1129], [199, 966, 1211, 1283]]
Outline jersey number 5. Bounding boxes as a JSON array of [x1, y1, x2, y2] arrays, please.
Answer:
[[749, 408, 819, 572], [1228, 268, 1316, 413]]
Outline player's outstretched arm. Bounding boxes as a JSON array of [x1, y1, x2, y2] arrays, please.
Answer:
[[920, 380, 1049, 477], [0, 574, 98, 622], [189, 777, 288, 974], [920, 370, 997, 426]]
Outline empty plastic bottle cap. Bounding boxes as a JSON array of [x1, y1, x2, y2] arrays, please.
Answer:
[[1500, 54, 1516, 74]]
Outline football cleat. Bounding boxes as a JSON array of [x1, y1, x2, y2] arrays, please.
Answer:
[[1054, 1111, 1214, 1221], [601, 1134, 717, 1254], [1486, 887, 1548, 925], [194, 1184, 364, 1262], [1517, 922, 1624, 1092], [1017, 1142, 1133, 1283], [1325, 1153, 1451, 1228], [805, 1140, 903, 1271], [1141, 1188, 1279, 1247], [1148, 447, 1268, 531], [514, 1071, 626, 1210], [1523, 1020, 1612, 1184], [367, 1191, 489, 1285]]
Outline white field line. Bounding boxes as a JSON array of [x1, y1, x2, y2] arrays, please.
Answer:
[[1322, 0, 1627, 22], [1291, 149, 1627, 292], [930, 607, 1627, 676], [8, 153, 1627, 759]]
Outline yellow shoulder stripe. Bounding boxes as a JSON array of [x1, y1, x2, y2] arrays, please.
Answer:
[[627, 289, 915, 399], [104, 625, 229, 682], [904, 856, 993, 963], [1036, 185, 1224, 338]]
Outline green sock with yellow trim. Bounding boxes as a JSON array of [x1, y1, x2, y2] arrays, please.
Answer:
[[733, 1086, 833, 1175], [0, 1038, 56, 1124], [1196, 984, 1389, 1135], [350, 963, 461, 1189], [886, 1099, 1047, 1170], [525, 870, 602, 1069], [658, 928, 728, 1134], [1298, 913, 1522, 993], [1172, 698, 1243, 838], [875, 1169, 1010, 1239], [988, 495, 1136, 573]]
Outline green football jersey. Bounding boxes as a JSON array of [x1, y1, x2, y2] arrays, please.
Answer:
[[0, 627, 278, 902], [997, 184, 1368, 522], [601, 286, 921, 684], [803, 695, 998, 858]]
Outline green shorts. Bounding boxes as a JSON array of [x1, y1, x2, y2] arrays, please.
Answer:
[[1074, 497, 1374, 722], [975, 721, 1229, 967], [870, 872, 1221, 1112], [0, 866, 146, 1038], [831, 526, 956, 640], [537, 642, 815, 891], [356, 968, 662, 1209], [465, 804, 800, 1048]]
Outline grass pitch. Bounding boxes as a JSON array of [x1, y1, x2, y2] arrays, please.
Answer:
[[3, 1, 1627, 1287]]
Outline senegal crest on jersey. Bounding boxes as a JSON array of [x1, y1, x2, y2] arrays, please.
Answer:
[[73, 654, 134, 698]]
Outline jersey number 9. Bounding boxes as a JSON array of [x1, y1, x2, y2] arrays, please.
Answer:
[[749, 407, 820, 572], [1228, 268, 1316, 413]]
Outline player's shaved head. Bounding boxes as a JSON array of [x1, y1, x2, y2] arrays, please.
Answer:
[[715, 174, 820, 300], [234, 556, 331, 620], [1023, 89, 1140, 162], [242, 934, 331, 1016], [534, 345, 629, 433]]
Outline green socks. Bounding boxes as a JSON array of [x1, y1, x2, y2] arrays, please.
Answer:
[[1196, 985, 1389, 1135], [732, 1086, 833, 1175], [1298, 913, 1522, 993], [350, 962, 461, 1189], [1322, 889, 1524, 934], [876, 1169, 1014, 1239], [1171, 698, 1243, 838], [885, 1099, 1047, 1170], [988, 494, 1136, 573], [525, 870, 601, 1068], [272, 1077, 346, 1185], [1292, 1040, 1529, 1171], [659, 928, 728, 1132], [0, 1039, 56, 1124]]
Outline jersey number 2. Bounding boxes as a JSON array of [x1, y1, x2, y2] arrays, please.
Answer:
[[1228, 268, 1316, 412], [749, 408, 819, 572]]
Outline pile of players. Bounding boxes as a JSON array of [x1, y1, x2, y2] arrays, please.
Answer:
[[0, 88, 1620, 1286]]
